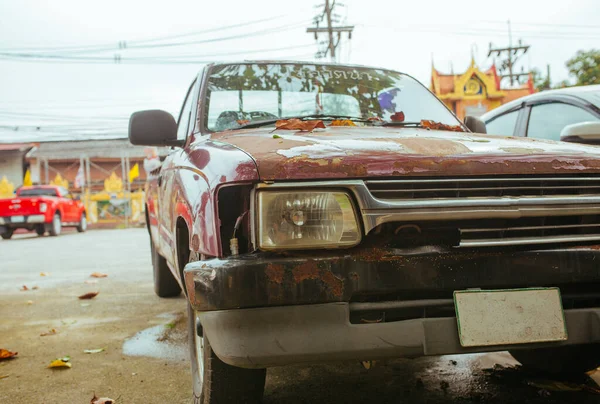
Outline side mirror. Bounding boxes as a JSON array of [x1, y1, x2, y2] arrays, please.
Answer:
[[560, 121, 600, 145], [464, 116, 487, 133], [129, 110, 182, 147]]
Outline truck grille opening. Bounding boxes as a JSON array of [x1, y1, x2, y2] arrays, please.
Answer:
[[367, 215, 600, 248], [365, 176, 600, 200], [364, 176, 600, 248]]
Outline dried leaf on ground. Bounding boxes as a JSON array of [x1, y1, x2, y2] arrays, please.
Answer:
[[90, 272, 108, 278], [32, 286, 39, 290], [0, 375, 8, 380], [39, 272, 50, 276], [84, 280, 98, 284], [40, 328, 58, 337], [0, 349, 18, 360], [420, 119, 464, 132], [20, 285, 29, 291], [26, 300, 34, 305], [274, 118, 325, 132], [390, 111, 405, 122], [83, 348, 106, 354], [78, 291, 99, 300], [48, 356, 71, 369], [90, 394, 115, 404], [329, 119, 356, 127]]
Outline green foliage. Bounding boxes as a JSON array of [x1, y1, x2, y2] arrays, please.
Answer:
[[566, 49, 600, 86], [531, 68, 551, 91]]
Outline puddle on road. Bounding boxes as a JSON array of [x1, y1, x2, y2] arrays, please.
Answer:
[[122, 312, 188, 362]]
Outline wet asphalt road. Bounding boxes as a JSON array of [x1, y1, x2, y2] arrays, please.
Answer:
[[0, 228, 598, 403]]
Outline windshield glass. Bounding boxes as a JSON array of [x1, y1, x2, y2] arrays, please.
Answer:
[[204, 63, 461, 131], [18, 188, 58, 197]]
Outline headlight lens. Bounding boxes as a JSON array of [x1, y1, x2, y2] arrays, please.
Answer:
[[39, 203, 47, 212], [258, 191, 361, 250]]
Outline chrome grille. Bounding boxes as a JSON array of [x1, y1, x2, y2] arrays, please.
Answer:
[[365, 177, 600, 248]]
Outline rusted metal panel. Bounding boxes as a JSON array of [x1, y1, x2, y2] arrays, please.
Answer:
[[211, 127, 600, 180], [185, 246, 600, 312]]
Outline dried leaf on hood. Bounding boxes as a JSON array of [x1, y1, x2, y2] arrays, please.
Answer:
[[84, 279, 98, 284], [0, 375, 9, 380], [78, 291, 99, 300], [236, 119, 250, 126], [272, 134, 282, 139], [91, 394, 115, 404], [20, 285, 29, 291], [329, 119, 356, 127], [40, 328, 58, 337], [274, 118, 325, 132], [39, 272, 50, 277], [420, 120, 464, 132], [0, 349, 18, 361], [90, 272, 108, 278], [390, 111, 405, 122], [83, 348, 106, 354]]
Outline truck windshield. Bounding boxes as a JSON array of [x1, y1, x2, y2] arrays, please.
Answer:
[[18, 188, 58, 197], [204, 63, 461, 131]]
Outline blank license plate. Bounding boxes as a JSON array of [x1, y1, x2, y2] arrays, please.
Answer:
[[454, 288, 567, 347], [11, 216, 24, 223]]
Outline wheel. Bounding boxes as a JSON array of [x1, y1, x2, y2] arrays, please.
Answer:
[[188, 303, 266, 404], [48, 212, 62, 236], [151, 240, 181, 297], [35, 225, 45, 236], [510, 344, 600, 374], [77, 213, 87, 232], [1, 229, 13, 240]]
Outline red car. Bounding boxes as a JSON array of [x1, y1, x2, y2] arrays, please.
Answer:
[[0, 185, 87, 239]]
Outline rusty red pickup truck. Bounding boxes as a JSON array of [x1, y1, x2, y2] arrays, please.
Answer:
[[130, 61, 600, 404], [0, 185, 87, 239]]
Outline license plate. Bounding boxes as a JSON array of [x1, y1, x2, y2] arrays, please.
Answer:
[[11, 216, 24, 223], [454, 288, 567, 347]]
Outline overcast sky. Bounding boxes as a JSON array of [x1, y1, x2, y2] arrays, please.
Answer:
[[0, 0, 599, 136]]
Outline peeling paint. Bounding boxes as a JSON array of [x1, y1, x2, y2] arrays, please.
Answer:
[[265, 263, 284, 284]]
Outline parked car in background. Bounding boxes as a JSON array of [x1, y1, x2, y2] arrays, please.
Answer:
[[481, 85, 600, 144], [0, 185, 86, 239], [130, 61, 600, 404]]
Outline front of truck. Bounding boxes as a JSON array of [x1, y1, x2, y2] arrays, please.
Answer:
[[184, 62, 600, 373]]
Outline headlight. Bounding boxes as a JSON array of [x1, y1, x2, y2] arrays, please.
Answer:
[[258, 191, 361, 250], [39, 203, 47, 212]]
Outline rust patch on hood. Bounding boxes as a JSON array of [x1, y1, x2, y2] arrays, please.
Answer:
[[265, 263, 284, 284]]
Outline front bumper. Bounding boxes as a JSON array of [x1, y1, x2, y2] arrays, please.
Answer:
[[184, 246, 600, 368]]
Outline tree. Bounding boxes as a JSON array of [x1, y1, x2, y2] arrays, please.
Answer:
[[566, 49, 600, 86]]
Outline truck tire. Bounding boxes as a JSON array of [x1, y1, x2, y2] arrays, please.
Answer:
[[188, 303, 266, 404], [35, 225, 45, 236], [1, 229, 13, 240], [510, 344, 600, 374], [48, 212, 62, 236], [151, 240, 181, 297], [77, 213, 87, 232]]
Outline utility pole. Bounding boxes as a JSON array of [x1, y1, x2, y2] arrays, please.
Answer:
[[488, 20, 530, 86], [306, 0, 354, 62]]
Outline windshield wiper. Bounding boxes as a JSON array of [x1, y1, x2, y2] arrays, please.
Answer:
[[378, 121, 424, 127], [235, 114, 374, 130]]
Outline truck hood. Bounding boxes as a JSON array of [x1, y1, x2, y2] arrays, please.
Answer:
[[212, 126, 600, 180]]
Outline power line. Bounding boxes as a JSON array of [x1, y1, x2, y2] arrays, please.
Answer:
[[0, 14, 300, 53]]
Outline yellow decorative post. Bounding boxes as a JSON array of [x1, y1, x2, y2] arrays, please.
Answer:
[[104, 172, 123, 193], [50, 173, 69, 189], [0, 176, 15, 199]]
